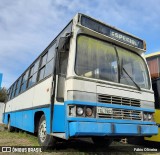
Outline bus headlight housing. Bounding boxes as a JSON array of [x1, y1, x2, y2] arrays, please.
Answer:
[[143, 113, 147, 121], [143, 112, 154, 121], [68, 105, 95, 118]]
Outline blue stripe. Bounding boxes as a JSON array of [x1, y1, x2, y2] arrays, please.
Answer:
[[65, 100, 155, 112], [3, 107, 51, 134]]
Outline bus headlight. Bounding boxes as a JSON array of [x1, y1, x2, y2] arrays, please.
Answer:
[[76, 107, 84, 116], [86, 107, 93, 116], [148, 114, 152, 120], [143, 113, 154, 121], [143, 113, 147, 121]]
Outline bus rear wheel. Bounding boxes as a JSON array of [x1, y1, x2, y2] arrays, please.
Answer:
[[92, 136, 112, 147], [38, 115, 56, 149], [7, 117, 14, 132]]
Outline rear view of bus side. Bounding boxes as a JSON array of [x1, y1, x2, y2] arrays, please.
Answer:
[[3, 14, 158, 148]]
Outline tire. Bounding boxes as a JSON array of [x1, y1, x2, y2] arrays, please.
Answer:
[[92, 136, 112, 147], [38, 115, 56, 149], [7, 117, 14, 132]]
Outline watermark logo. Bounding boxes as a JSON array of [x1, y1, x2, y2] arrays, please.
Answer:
[[0, 147, 42, 153], [2, 147, 12, 152]]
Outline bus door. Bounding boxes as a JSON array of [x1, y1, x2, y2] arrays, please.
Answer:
[[52, 36, 70, 133]]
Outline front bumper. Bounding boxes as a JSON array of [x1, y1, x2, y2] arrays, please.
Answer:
[[69, 122, 158, 137]]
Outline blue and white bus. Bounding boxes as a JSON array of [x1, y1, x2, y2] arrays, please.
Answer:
[[3, 13, 158, 148]]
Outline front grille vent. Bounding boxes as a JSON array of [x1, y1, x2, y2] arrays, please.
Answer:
[[98, 94, 140, 107], [97, 108, 142, 120]]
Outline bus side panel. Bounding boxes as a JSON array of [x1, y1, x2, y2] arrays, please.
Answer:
[[52, 104, 65, 132], [3, 112, 16, 127], [10, 112, 16, 127], [3, 113, 7, 124], [3, 107, 50, 133], [15, 111, 23, 129], [22, 110, 34, 132]]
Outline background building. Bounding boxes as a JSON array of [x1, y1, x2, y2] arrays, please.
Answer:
[[0, 73, 2, 89]]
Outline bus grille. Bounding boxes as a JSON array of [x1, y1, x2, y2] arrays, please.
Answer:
[[97, 109, 142, 120], [98, 94, 140, 107]]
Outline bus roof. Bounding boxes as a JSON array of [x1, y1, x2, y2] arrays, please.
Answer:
[[145, 51, 160, 59]]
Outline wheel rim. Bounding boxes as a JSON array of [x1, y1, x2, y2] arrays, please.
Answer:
[[39, 120, 47, 143]]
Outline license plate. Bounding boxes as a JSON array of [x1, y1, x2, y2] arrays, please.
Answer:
[[97, 107, 113, 114]]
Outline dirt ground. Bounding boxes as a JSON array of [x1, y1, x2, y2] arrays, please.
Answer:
[[0, 124, 159, 155]]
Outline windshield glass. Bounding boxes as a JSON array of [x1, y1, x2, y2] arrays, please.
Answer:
[[75, 35, 150, 89], [118, 46, 149, 89]]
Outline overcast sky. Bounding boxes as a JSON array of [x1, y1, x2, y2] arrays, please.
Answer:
[[1, 0, 160, 88]]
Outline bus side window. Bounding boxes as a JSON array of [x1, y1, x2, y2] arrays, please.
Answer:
[[9, 86, 13, 100], [38, 43, 56, 81], [38, 52, 48, 81], [12, 83, 16, 98], [15, 77, 22, 96], [20, 70, 29, 93], [44, 44, 56, 77], [28, 58, 40, 88]]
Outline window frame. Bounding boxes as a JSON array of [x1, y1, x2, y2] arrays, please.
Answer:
[[38, 52, 48, 81], [75, 34, 151, 90], [20, 70, 29, 93], [15, 77, 22, 97]]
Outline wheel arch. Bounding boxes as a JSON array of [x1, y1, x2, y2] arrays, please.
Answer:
[[7, 114, 10, 124], [34, 111, 45, 133]]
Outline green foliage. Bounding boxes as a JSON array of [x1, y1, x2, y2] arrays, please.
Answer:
[[0, 87, 7, 102]]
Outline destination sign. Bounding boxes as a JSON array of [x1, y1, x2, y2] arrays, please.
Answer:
[[81, 15, 144, 49], [110, 30, 141, 47]]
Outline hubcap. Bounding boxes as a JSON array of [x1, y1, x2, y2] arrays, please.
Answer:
[[39, 120, 47, 143]]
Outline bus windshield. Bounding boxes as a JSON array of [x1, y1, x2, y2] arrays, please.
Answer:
[[75, 35, 149, 89]]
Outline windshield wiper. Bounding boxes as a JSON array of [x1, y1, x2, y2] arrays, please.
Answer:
[[122, 67, 141, 91]]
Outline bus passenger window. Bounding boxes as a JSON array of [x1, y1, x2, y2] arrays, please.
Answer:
[[39, 67, 45, 81], [44, 59, 54, 77], [20, 71, 29, 93]]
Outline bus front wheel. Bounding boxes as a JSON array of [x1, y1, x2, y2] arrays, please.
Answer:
[[38, 115, 56, 149], [92, 136, 112, 147]]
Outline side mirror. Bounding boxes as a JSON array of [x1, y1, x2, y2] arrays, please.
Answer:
[[57, 33, 72, 53], [57, 37, 68, 53]]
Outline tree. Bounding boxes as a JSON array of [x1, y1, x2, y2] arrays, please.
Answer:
[[0, 87, 7, 102]]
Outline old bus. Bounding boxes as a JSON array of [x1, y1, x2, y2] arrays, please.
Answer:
[[3, 13, 158, 148]]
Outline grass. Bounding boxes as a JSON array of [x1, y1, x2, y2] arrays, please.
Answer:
[[0, 129, 39, 146]]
